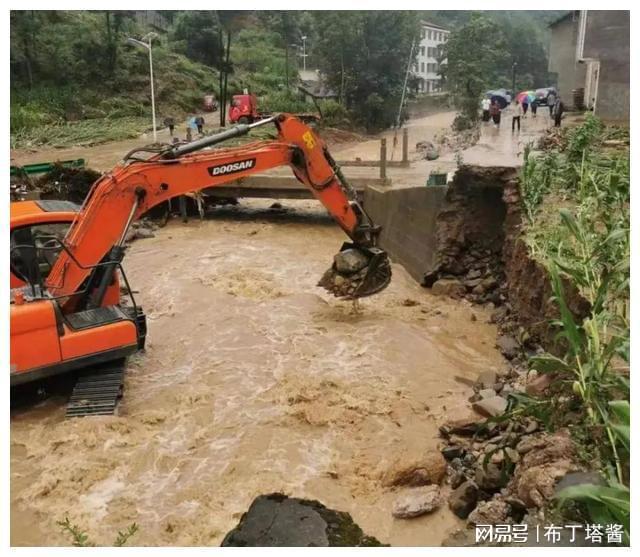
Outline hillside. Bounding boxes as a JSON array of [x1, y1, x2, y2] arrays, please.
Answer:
[[11, 10, 565, 149]]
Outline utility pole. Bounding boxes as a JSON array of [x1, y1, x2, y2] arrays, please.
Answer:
[[512, 62, 518, 94], [127, 32, 158, 142], [396, 37, 416, 129]]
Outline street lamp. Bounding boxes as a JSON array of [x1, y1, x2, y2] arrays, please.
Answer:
[[291, 36, 309, 72], [300, 35, 308, 71], [127, 32, 158, 142]]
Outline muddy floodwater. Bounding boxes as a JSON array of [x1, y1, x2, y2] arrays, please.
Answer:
[[11, 200, 507, 546]]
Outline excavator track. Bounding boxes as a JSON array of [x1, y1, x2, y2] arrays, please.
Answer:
[[66, 359, 126, 418]]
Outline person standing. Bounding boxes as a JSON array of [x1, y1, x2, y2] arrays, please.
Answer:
[[481, 97, 491, 122], [531, 98, 538, 118], [163, 116, 175, 137], [547, 90, 557, 118], [522, 99, 529, 118], [552, 96, 565, 127], [511, 99, 522, 132], [196, 115, 205, 135], [489, 100, 501, 127]]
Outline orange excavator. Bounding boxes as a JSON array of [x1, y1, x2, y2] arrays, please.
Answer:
[[10, 114, 391, 415]]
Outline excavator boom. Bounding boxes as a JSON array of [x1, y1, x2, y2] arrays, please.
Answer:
[[46, 114, 389, 305], [10, 114, 391, 394]]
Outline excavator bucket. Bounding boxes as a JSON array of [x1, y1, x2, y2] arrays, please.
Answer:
[[318, 243, 392, 299]]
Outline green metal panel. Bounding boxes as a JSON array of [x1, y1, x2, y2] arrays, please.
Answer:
[[426, 172, 447, 186], [10, 159, 85, 176]]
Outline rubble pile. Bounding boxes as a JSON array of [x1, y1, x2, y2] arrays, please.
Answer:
[[536, 127, 567, 151], [36, 164, 102, 204], [433, 126, 481, 155], [438, 364, 583, 540], [415, 140, 439, 160], [425, 246, 506, 307]]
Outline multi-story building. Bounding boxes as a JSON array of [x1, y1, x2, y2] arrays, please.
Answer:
[[548, 10, 629, 121], [414, 20, 449, 93]]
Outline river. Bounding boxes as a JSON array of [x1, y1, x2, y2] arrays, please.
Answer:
[[10, 199, 506, 546]]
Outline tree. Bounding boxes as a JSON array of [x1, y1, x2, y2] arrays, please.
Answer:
[[171, 11, 223, 67], [312, 11, 418, 131], [443, 13, 508, 129]]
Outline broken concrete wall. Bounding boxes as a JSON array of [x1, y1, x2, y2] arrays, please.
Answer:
[[363, 185, 448, 282]]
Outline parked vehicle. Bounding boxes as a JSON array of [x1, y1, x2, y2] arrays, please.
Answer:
[[534, 87, 558, 106], [203, 94, 218, 112], [228, 93, 263, 124], [228, 93, 319, 125]]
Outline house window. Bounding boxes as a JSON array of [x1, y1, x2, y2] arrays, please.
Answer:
[[420, 46, 425, 56], [421, 62, 425, 73], [421, 28, 425, 39], [428, 30, 432, 39]]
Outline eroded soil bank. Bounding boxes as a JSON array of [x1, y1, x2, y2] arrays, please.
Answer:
[[10, 199, 508, 546]]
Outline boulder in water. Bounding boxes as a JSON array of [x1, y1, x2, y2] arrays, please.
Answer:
[[221, 493, 384, 547]]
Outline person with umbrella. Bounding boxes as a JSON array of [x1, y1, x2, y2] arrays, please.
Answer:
[[489, 99, 501, 127], [511, 97, 523, 132], [531, 97, 538, 118], [481, 96, 491, 122]]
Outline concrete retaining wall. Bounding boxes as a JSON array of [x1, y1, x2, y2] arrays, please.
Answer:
[[363, 185, 448, 282]]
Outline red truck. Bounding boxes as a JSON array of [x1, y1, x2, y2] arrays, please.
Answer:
[[228, 93, 319, 125], [228, 93, 263, 124]]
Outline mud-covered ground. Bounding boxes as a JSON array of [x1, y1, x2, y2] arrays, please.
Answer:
[[10, 200, 508, 546]]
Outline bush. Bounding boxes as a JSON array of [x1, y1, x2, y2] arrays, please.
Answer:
[[261, 90, 314, 114], [317, 99, 351, 127]]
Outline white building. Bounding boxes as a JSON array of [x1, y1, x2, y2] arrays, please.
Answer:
[[414, 20, 449, 93]]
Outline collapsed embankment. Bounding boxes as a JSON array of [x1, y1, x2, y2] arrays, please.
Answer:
[[365, 165, 588, 350]]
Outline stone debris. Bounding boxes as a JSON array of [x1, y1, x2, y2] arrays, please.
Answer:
[[496, 335, 520, 360], [431, 278, 466, 298], [448, 480, 479, 519], [382, 451, 447, 487], [415, 140, 439, 160], [334, 248, 369, 274], [392, 485, 442, 518], [221, 493, 384, 546], [467, 498, 511, 525], [472, 395, 508, 418]]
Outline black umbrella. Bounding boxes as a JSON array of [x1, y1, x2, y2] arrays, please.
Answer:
[[490, 94, 508, 109]]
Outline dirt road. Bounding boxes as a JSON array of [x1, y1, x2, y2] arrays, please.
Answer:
[[10, 110, 547, 190], [10, 200, 507, 546]]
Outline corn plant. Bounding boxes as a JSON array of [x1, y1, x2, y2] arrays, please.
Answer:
[[519, 116, 630, 541]]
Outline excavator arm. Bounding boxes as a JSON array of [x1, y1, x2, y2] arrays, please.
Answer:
[[45, 114, 391, 307]]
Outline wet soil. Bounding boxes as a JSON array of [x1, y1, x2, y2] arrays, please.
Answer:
[[10, 199, 507, 546]]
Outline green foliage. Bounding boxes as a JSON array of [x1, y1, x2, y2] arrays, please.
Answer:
[[170, 11, 222, 67], [57, 517, 139, 547], [11, 117, 152, 149], [425, 10, 562, 88], [317, 99, 352, 127], [260, 90, 313, 113], [312, 11, 418, 131], [556, 482, 630, 545], [444, 14, 508, 127], [517, 116, 630, 540]]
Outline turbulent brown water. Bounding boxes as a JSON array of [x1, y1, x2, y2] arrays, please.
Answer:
[[11, 200, 507, 546]]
